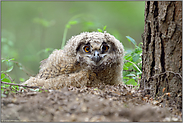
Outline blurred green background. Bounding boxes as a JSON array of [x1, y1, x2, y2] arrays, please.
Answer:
[[1, 1, 145, 83]]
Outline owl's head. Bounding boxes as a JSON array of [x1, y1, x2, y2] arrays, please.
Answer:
[[64, 32, 124, 70]]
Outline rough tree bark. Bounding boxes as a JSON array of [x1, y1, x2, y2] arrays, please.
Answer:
[[140, 1, 182, 110]]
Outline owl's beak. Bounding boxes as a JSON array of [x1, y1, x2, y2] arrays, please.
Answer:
[[91, 51, 101, 63], [91, 50, 106, 64]]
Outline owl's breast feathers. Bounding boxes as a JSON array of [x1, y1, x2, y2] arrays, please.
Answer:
[[35, 49, 119, 86]]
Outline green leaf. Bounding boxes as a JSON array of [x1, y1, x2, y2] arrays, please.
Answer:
[[126, 36, 137, 46], [123, 64, 129, 70], [97, 28, 103, 32], [132, 76, 137, 80], [125, 62, 133, 67], [132, 54, 140, 62], [1, 58, 14, 63], [5, 66, 13, 73], [5, 61, 14, 67], [1, 78, 11, 82], [126, 79, 137, 86], [69, 20, 78, 25], [19, 78, 25, 82], [123, 77, 130, 80], [45, 48, 53, 53], [103, 26, 107, 31], [3, 84, 10, 88], [8, 58, 15, 61], [11, 86, 16, 91], [123, 71, 129, 77], [135, 47, 142, 52], [1, 73, 5, 80], [16, 86, 19, 91], [126, 73, 136, 77], [124, 55, 133, 61], [137, 72, 142, 75], [5, 91, 9, 94], [1, 59, 5, 62]]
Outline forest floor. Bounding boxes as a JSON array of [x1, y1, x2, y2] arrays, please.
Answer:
[[1, 84, 182, 122]]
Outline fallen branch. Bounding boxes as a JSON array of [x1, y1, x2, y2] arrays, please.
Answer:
[[1, 81, 40, 89]]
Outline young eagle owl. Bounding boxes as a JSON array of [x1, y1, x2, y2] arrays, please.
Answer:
[[22, 32, 124, 89]]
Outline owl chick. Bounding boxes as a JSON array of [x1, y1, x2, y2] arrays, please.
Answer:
[[22, 32, 124, 89]]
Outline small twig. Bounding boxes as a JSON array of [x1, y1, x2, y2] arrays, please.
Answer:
[[1, 81, 40, 89], [1, 58, 34, 76], [4, 73, 14, 83], [125, 60, 142, 73], [12, 61, 34, 76]]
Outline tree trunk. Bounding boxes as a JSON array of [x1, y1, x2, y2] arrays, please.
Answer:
[[140, 1, 182, 110]]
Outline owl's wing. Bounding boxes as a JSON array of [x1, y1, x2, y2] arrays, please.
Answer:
[[36, 49, 81, 79]]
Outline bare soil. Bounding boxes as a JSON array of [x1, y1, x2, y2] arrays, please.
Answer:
[[1, 84, 182, 122]]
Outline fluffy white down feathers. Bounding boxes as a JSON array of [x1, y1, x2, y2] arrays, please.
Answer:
[[22, 31, 124, 89]]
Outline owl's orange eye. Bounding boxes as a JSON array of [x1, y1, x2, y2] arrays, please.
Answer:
[[102, 45, 109, 52], [84, 46, 90, 53]]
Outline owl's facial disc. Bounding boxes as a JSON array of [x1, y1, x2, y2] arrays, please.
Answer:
[[83, 43, 109, 66], [76, 42, 111, 66]]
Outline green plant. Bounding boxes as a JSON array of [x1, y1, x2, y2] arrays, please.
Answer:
[[61, 14, 98, 49], [1, 58, 34, 96], [97, 26, 107, 32], [123, 36, 142, 87], [1, 58, 49, 97], [61, 14, 86, 49], [1, 58, 19, 97]]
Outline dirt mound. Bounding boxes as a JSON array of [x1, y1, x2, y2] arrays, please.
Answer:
[[1, 84, 182, 122]]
